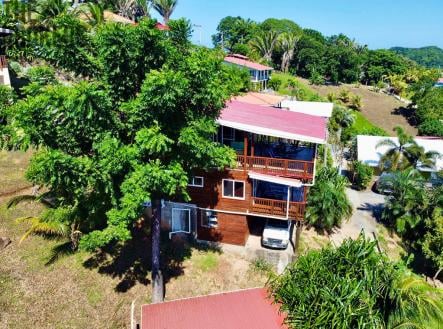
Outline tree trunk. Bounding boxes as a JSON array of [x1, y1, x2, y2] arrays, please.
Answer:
[[151, 199, 164, 303], [433, 268, 442, 281]]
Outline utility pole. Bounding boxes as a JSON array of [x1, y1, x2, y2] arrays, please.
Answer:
[[193, 24, 202, 45]]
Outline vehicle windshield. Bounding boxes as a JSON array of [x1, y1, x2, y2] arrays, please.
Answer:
[[266, 219, 289, 229]]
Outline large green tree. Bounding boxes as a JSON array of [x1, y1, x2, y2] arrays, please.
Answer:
[[2, 22, 237, 303], [212, 16, 258, 51]]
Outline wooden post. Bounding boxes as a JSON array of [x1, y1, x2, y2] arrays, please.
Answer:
[[251, 134, 255, 158], [294, 221, 303, 256], [243, 132, 248, 170], [286, 186, 290, 219]]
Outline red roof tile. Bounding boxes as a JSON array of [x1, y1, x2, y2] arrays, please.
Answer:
[[155, 22, 170, 30], [141, 288, 288, 329], [224, 55, 274, 71], [218, 100, 328, 144]]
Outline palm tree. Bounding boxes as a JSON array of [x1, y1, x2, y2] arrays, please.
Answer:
[[405, 143, 441, 171], [7, 194, 82, 251], [388, 271, 443, 328], [279, 32, 300, 73], [34, 0, 70, 28], [380, 169, 427, 234], [152, 0, 177, 24], [377, 126, 415, 171], [305, 167, 353, 232], [77, 2, 105, 27], [249, 31, 278, 63]]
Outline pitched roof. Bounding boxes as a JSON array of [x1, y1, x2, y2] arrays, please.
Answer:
[[140, 288, 288, 329], [224, 54, 274, 71], [218, 100, 328, 144], [155, 22, 170, 30]]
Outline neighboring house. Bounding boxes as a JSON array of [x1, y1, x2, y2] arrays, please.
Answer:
[[435, 78, 443, 88], [139, 288, 287, 329], [160, 95, 328, 246], [0, 28, 13, 87], [357, 135, 443, 174], [224, 54, 273, 90]]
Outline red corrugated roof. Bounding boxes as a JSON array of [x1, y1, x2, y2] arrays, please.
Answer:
[[224, 55, 274, 71], [141, 288, 288, 329], [218, 100, 328, 144], [155, 22, 170, 30]]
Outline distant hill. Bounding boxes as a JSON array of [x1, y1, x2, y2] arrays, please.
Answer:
[[390, 46, 443, 68]]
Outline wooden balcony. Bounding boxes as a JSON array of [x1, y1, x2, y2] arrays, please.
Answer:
[[0, 56, 7, 69], [251, 197, 306, 220], [237, 155, 314, 181]]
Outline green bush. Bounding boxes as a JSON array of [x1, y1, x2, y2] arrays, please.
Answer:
[[418, 119, 443, 137], [25, 65, 57, 85], [309, 71, 324, 85], [351, 161, 373, 190], [268, 76, 282, 91]]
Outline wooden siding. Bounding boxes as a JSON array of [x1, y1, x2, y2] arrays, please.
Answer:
[[197, 211, 249, 246], [188, 169, 306, 220], [0, 56, 6, 69]]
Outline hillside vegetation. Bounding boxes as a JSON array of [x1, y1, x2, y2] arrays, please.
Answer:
[[390, 46, 443, 68]]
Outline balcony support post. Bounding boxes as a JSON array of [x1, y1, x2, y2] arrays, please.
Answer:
[[243, 132, 248, 170], [286, 186, 290, 219]]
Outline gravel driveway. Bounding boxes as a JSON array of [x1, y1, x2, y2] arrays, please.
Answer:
[[330, 188, 385, 246]]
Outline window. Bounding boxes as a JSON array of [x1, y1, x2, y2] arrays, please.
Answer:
[[171, 208, 191, 234], [222, 179, 245, 200], [188, 176, 204, 187]]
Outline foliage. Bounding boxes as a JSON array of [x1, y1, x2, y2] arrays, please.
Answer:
[[152, 0, 178, 23], [269, 235, 443, 329], [94, 19, 169, 102], [416, 87, 443, 124], [418, 119, 443, 137], [391, 46, 443, 68], [361, 49, 409, 84], [305, 167, 352, 232], [222, 64, 251, 94], [349, 94, 363, 110], [279, 32, 301, 73], [267, 76, 282, 91], [249, 31, 278, 62], [377, 126, 439, 171], [351, 161, 373, 190], [167, 18, 193, 51], [212, 16, 259, 51], [341, 110, 388, 143], [422, 212, 443, 280]]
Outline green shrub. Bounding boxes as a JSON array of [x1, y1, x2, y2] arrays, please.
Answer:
[[25, 65, 57, 85], [351, 161, 373, 190], [250, 257, 274, 274], [418, 119, 443, 137], [309, 71, 324, 85], [268, 76, 282, 91]]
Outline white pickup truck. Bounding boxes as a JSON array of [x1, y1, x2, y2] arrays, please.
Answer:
[[261, 219, 291, 250]]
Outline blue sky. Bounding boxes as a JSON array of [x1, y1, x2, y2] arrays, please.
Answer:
[[151, 0, 443, 49]]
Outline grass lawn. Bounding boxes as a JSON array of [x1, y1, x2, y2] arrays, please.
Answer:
[[0, 151, 268, 328], [272, 72, 326, 101]]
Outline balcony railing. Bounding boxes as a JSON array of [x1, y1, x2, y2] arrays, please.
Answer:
[[251, 197, 306, 219], [0, 56, 7, 69], [237, 155, 314, 181]]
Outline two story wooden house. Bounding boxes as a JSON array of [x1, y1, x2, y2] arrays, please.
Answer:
[[160, 95, 329, 247]]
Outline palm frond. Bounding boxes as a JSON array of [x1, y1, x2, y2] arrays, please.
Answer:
[[6, 195, 38, 209], [45, 241, 75, 265], [15, 215, 70, 244]]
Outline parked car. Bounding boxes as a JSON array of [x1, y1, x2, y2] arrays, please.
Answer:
[[374, 172, 394, 194], [261, 219, 291, 250]]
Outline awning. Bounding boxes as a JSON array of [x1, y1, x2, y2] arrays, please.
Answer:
[[249, 172, 302, 188]]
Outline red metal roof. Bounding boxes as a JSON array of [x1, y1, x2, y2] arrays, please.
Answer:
[[155, 22, 170, 30], [224, 54, 274, 71], [218, 100, 328, 144], [141, 288, 288, 329]]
